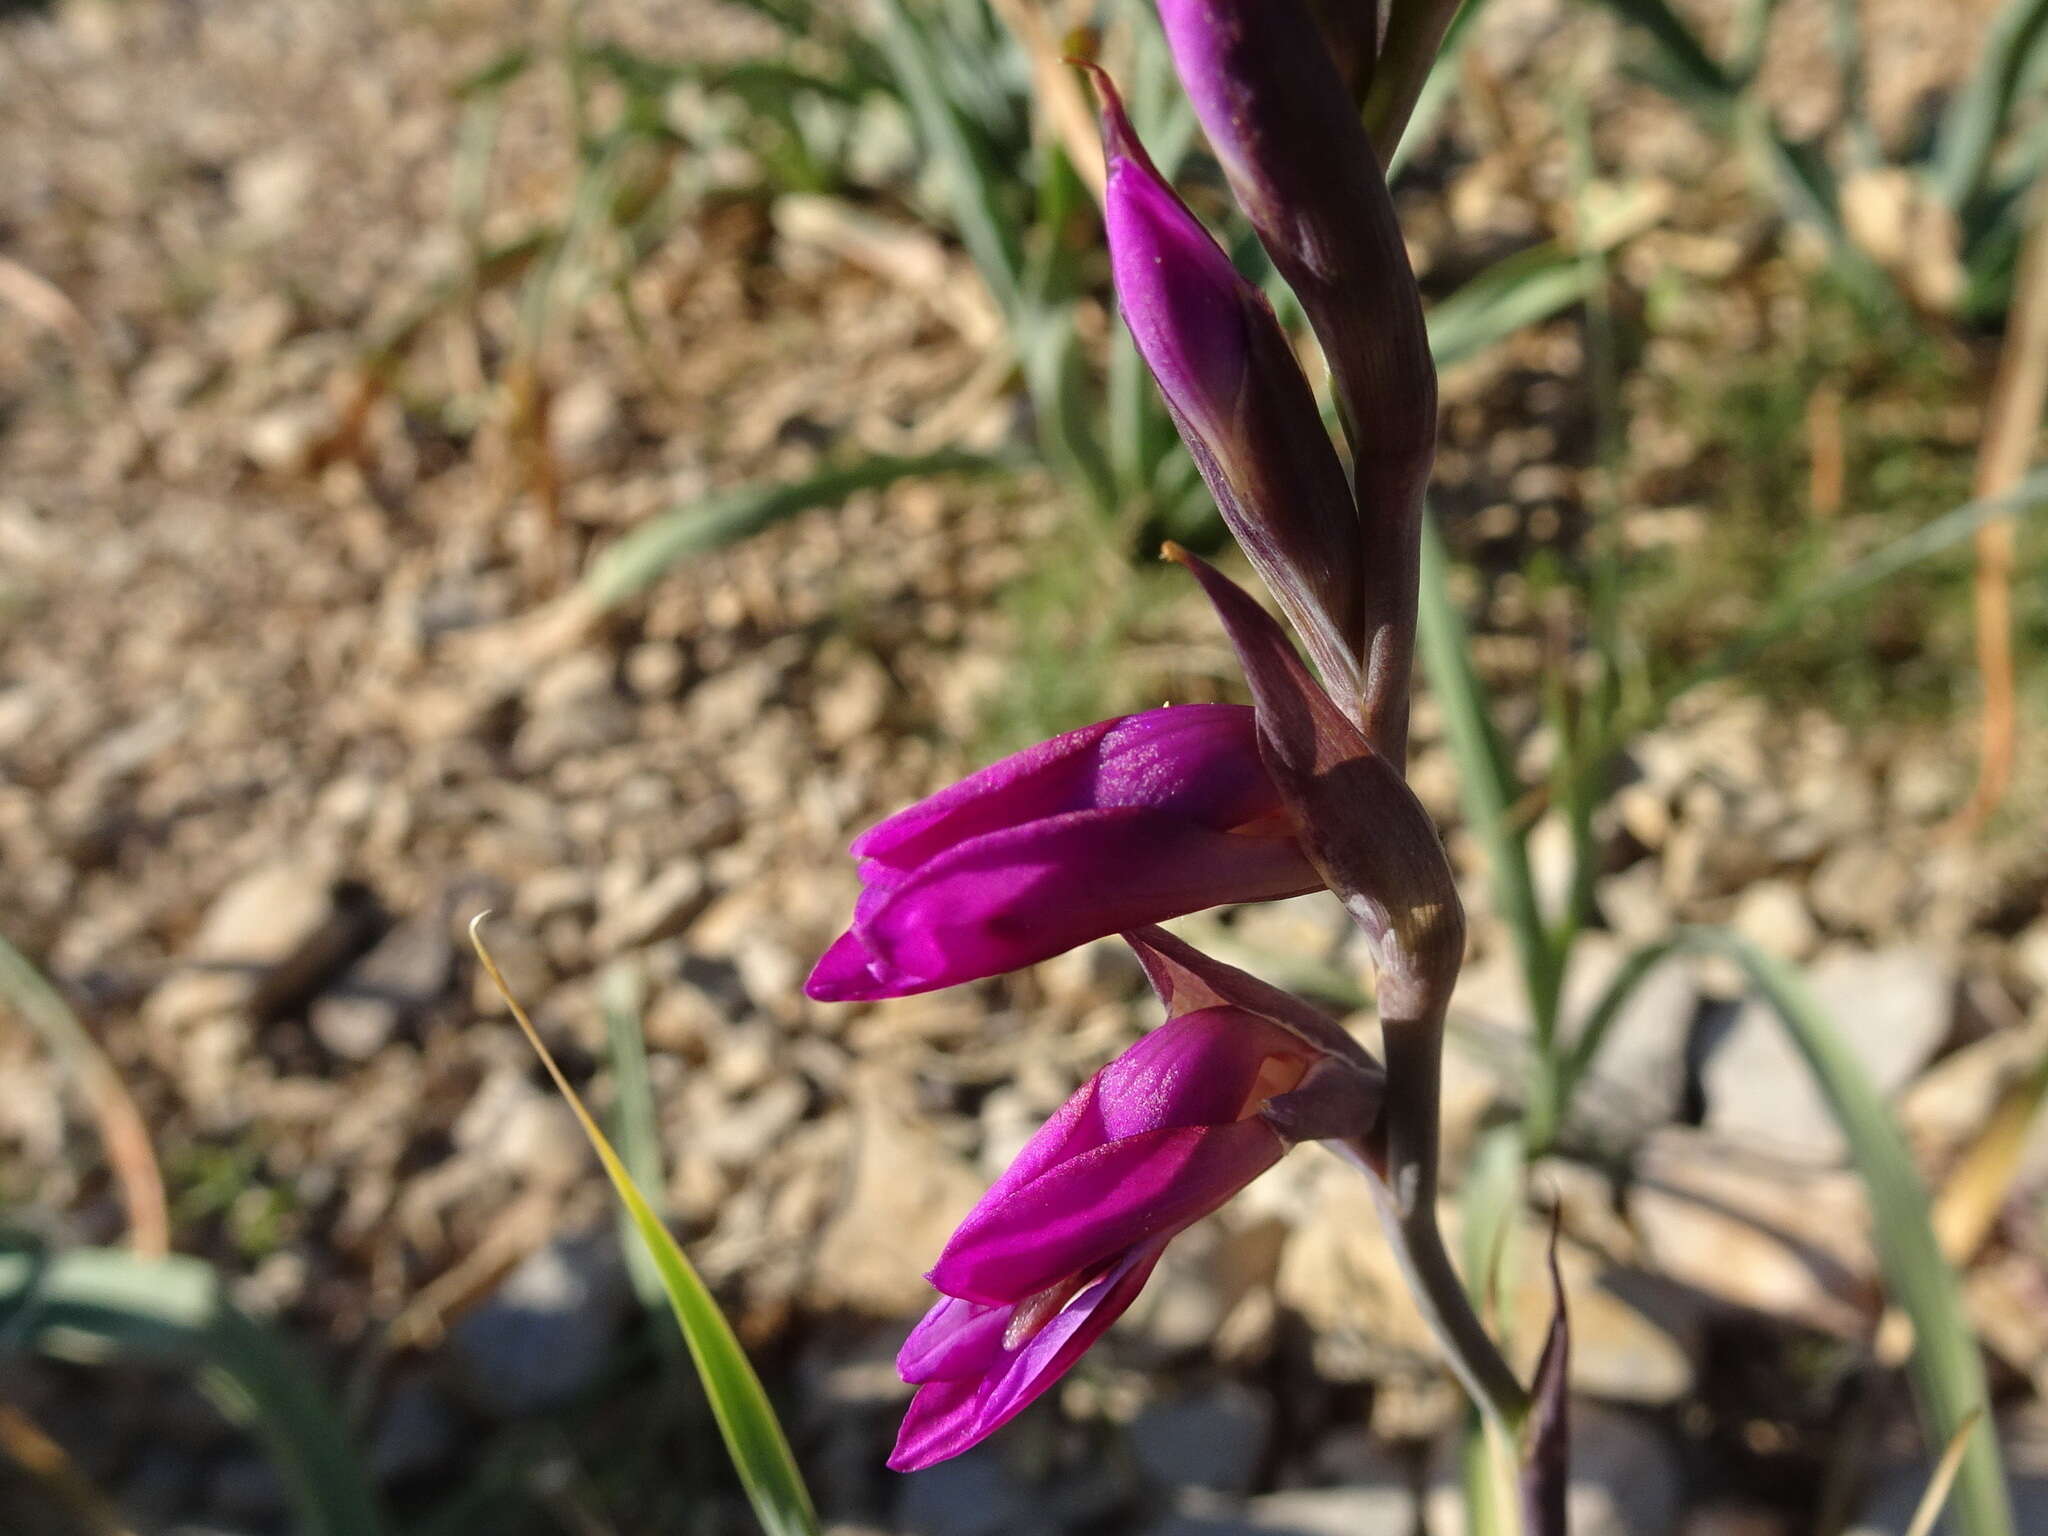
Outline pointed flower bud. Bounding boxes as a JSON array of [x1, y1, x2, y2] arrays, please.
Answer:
[[1089, 67, 1368, 707], [805, 704, 1319, 1002], [890, 964, 1381, 1469], [1158, 0, 1437, 761]]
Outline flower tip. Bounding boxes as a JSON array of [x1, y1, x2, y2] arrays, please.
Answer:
[[1159, 539, 1192, 567], [1072, 59, 1150, 174]]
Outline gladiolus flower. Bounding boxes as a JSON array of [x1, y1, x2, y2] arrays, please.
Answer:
[[805, 704, 1319, 1002], [890, 969, 1381, 1469]]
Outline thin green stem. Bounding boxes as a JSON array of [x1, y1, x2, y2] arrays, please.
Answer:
[[1367, 1000, 1532, 1434]]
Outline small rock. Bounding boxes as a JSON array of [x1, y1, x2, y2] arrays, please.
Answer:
[[370, 1374, 459, 1485], [592, 863, 708, 954], [1128, 1382, 1273, 1494], [1150, 1483, 1417, 1535], [145, 860, 346, 1028], [700, 1077, 809, 1169], [309, 915, 452, 1060], [447, 1233, 633, 1416], [624, 641, 686, 699], [243, 397, 333, 474], [2014, 919, 2048, 995], [1702, 945, 1951, 1162], [232, 146, 314, 230], [1728, 879, 1819, 963], [451, 1068, 586, 1190], [816, 655, 891, 748], [895, 1447, 1050, 1536], [1807, 841, 1914, 937], [550, 376, 622, 468], [1629, 1126, 1872, 1333], [811, 1071, 983, 1315], [1844, 1458, 2048, 1535]]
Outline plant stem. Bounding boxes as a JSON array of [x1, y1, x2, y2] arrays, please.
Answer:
[[1367, 1001, 1532, 1434]]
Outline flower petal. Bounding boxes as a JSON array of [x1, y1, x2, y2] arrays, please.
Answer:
[[958, 1007, 1305, 1225], [888, 1239, 1167, 1472], [807, 805, 1319, 1001], [897, 1293, 1013, 1385], [930, 1119, 1283, 1305], [1123, 923, 1378, 1073], [850, 704, 1275, 877]]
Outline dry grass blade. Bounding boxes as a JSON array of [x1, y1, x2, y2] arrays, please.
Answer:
[[986, 0, 1105, 203], [1955, 181, 2048, 831], [0, 1403, 140, 1536], [0, 936, 168, 1259], [1905, 1409, 1986, 1536]]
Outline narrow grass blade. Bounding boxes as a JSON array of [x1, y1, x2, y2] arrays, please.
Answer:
[[0, 934, 168, 1257], [601, 960, 670, 1322], [1933, 0, 2048, 213], [1590, 0, 1738, 101], [870, 0, 1024, 315], [1426, 242, 1596, 369], [1388, 0, 1498, 182], [582, 451, 1007, 609], [1654, 466, 2048, 713], [470, 919, 820, 1536], [0, 1241, 384, 1536], [1556, 927, 2014, 1536], [1907, 1412, 1987, 1536], [1417, 515, 1560, 1039]]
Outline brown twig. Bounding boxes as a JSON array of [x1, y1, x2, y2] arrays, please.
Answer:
[[0, 937, 169, 1259], [1954, 182, 2048, 831]]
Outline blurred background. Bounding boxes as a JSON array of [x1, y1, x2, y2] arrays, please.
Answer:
[[1, 0, 2045, 1532]]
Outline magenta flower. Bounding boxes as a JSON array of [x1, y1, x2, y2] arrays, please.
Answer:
[[805, 704, 1320, 1002], [889, 941, 1382, 1469]]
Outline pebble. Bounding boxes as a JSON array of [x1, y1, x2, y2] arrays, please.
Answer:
[[1149, 1484, 1418, 1535], [1128, 1382, 1274, 1494], [1807, 841, 1915, 937], [1728, 878, 1820, 962], [895, 1448, 1055, 1536], [145, 860, 344, 1029], [591, 862, 708, 953], [447, 1233, 632, 1416], [1702, 945, 1951, 1162], [309, 913, 452, 1060]]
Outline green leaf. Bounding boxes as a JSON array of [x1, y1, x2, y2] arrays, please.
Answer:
[[0, 1241, 384, 1536], [602, 960, 672, 1324], [1932, 0, 2048, 213], [870, 0, 1025, 313], [1425, 242, 1595, 368], [471, 921, 820, 1536], [1388, 0, 1499, 182], [1556, 928, 2014, 1536], [1417, 515, 1561, 1042], [582, 451, 1008, 609], [1589, 0, 1739, 102]]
